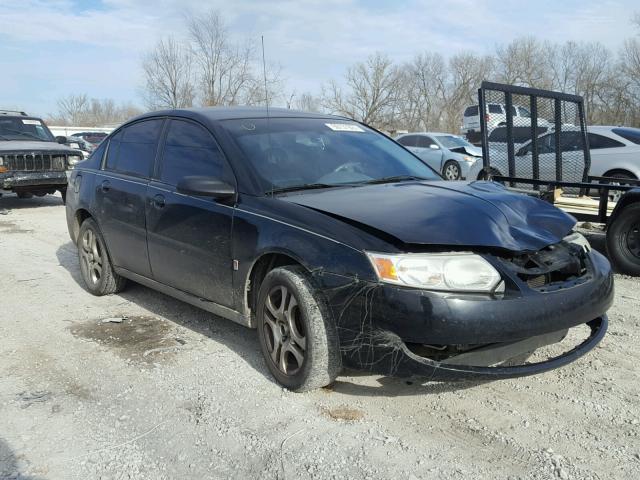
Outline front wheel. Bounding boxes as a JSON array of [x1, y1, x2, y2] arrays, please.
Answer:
[[257, 266, 341, 391], [442, 160, 461, 180], [607, 203, 640, 275]]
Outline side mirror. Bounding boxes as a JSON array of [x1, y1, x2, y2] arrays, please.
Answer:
[[176, 176, 235, 200], [56, 135, 67, 144], [429, 144, 440, 150]]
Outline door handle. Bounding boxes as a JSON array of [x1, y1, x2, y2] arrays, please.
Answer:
[[152, 194, 165, 208], [100, 180, 110, 193]]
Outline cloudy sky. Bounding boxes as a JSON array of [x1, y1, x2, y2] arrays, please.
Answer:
[[0, 0, 638, 117]]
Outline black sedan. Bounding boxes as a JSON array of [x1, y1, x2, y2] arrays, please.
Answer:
[[65, 107, 613, 391]]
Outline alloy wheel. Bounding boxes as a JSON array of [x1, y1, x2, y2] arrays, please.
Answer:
[[80, 228, 103, 285], [262, 285, 307, 375]]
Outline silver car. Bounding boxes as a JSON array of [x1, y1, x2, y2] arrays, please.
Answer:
[[395, 132, 483, 180]]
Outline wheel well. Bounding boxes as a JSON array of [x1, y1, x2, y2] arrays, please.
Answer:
[[246, 253, 303, 326], [72, 209, 92, 243], [602, 169, 637, 179]]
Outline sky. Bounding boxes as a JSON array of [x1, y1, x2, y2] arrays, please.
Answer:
[[0, 0, 638, 118]]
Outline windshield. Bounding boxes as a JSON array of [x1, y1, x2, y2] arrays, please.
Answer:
[[435, 135, 473, 149], [0, 117, 55, 142], [221, 118, 440, 192]]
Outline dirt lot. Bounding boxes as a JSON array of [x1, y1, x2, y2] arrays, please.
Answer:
[[0, 193, 639, 480]]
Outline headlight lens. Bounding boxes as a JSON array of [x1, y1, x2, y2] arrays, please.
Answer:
[[462, 155, 476, 162], [67, 155, 82, 167], [366, 252, 502, 292], [564, 231, 591, 252]]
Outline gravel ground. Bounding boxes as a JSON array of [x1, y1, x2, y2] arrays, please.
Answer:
[[0, 193, 639, 480]]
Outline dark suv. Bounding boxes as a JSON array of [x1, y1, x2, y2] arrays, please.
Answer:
[[0, 110, 83, 200], [66, 107, 613, 391]]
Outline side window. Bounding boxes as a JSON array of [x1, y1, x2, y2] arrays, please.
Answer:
[[510, 106, 518, 117], [538, 134, 555, 154], [560, 132, 583, 152], [488, 104, 503, 114], [398, 135, 417, 147], [518, 107, 531, 118], [105, 130, 123, 170], [464, 106, 478, 117], [105, 120, 162, 178], [88, 140, 107, 166], [589, 133, 625, 149], [417, 136, 437, 148], [160, 119, 233, 186]]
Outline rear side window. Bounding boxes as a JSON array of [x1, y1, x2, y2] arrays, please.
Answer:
[[397, 135, 418, 147], [611, 128, 640, 145], [518, 107, 531, 118], [488, 104, 503, 114], [105, 119, 162, 178], [159, 119, 233, 186], [464, 106, 478, 117], [588, 133, 625, 149]]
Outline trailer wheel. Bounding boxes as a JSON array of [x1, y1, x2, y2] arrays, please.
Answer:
[[607, 202, 640, 275]]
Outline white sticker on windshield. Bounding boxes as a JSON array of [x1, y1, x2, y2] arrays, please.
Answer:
[[325, 123, 365, 132], [22, 119, 41, 125]]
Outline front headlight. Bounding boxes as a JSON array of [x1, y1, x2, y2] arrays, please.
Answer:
[[564, 231, 591, 253], [366, 252, 502, 293], [462, 155, 476, 162], [67, 155, 82, 168]]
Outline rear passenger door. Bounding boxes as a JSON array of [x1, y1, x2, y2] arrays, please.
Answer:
[[95, 119, 163, 277], [146, 118, 236, 307]]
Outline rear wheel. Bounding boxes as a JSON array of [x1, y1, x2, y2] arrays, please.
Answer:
[[77, 218, 126, 295], [257, 266, 341, 391], [607, 203, 640, 275], [16, 192, 33, 199], [443, 160, 461, 180]]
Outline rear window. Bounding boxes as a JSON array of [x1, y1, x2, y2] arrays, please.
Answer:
[[612, 128, 640, 145], [464, 106, 478, 117], [588, 133, 625, 149], [488, 104, 503, 114]]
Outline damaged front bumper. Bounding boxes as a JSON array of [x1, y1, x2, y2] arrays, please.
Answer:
[[320, 247, 613, 380], [1, 170, 69, 191]]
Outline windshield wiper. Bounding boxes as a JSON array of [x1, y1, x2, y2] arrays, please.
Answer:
[[361, 175, 428, 185], [268, 183, 340, 195]]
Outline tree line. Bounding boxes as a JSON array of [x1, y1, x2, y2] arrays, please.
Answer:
[[50, 11, 640, 133]]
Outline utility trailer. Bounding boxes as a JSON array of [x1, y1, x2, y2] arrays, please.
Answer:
[[477, 81, 640, 276]]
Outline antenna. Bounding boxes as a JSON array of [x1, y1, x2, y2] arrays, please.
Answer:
[[261, 35, 275, 197], [261, 36, 269, 113]]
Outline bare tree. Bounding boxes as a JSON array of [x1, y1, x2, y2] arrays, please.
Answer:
[[495, 37, 553, 89], [295, 92, 322, 113], [322, 52, 402, 129], [56, 94, 90, 125], [49, 96, 142, 126], [186, 10, 282, 106], [142, 36, 194, 109]]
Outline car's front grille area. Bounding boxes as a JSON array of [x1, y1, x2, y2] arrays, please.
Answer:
[[3, 153, 67, 172], [501, 242, 589, 291]]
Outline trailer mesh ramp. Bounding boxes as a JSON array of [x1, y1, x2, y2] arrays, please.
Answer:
[[478, 82, 590, 194]]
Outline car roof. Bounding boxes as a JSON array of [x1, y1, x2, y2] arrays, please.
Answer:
[[129, 106, 345, 124]]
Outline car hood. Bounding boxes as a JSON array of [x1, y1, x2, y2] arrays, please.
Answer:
[[280, 180, 576, 253], [449, 145, 482, 157], [0, 140, 79, 153]]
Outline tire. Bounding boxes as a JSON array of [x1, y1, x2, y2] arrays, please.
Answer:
[[607, 202, 640, 275], [77, 218, 126, 295], [477, 167, 501, 181], [60, 188, 67, 204], [602, 172, 636, 202], [442, 160, 461, 181], [16, 192, 33, 199], [256, 266, 341, 392]]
